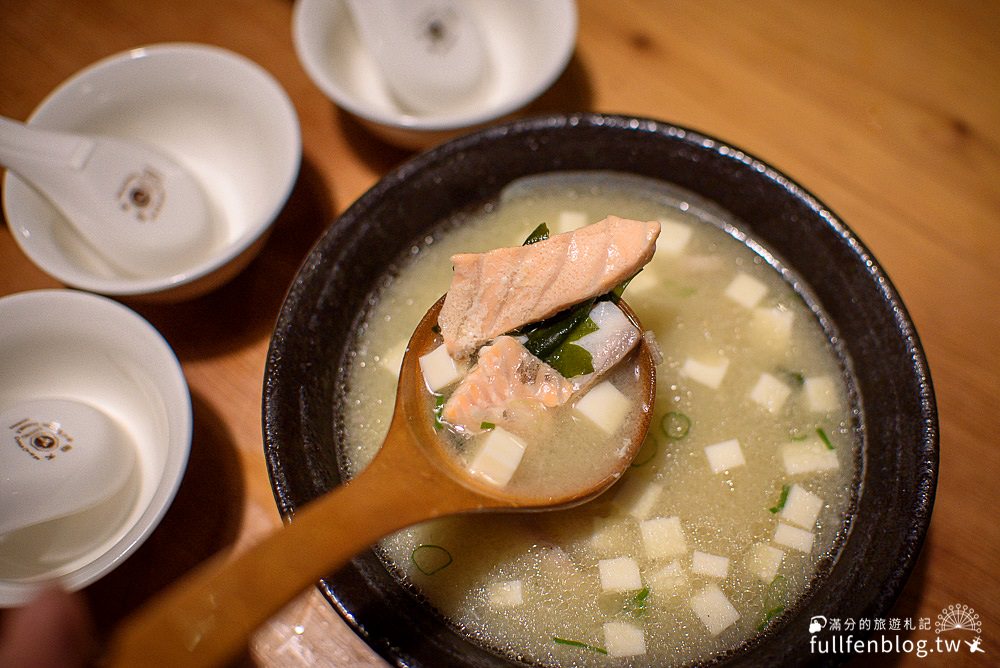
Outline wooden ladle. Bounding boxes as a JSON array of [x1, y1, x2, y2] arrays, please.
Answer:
[[104, 297, 656, 667]]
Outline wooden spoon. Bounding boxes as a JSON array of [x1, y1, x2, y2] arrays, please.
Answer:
[[104, 296, 655, 667]]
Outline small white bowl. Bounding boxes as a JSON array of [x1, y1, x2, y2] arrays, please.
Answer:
[[0, 290, 192, 606], [293, 0, 577, 149], [2, 44, 301, 300]]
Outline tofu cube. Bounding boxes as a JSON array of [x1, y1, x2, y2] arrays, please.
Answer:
[[724, 272, 768, 308], [690, 584, 741, 636], [556, 209, 588, 233], [419, 344, 461, 392], [575, 380, 631, 434], [774, 522, 815, 553], [612, 476, 663, 520], [691, 551, 730, 578], [598, 557, 643, 592], [647, 560, 687, 592], [804, 375, 838, 413], [781, 440, 839, 475], [750, 306, 794, 346], [749, 372, 792, 413], [656, 219, 693, 257], [487, 580, 523, 607], [640, 516, 688, 559], [680, 356, 730, 389], [780, 484, 824, 528], [603, 621, 646, 658], [748, 543, 784, 582], [378, 339, 408, 378], [704, 438, 745, 474], [468, 427, 526, 487]]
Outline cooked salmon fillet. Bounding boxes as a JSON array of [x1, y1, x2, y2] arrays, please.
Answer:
[[442, 335, 574, 434], [439, 215, 661, 358]]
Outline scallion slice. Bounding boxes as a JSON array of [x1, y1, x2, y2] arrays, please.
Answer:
[[553, 637, 608, 654], [769, 484, 790, 514], [660, 411, 691, 440], [816, 427, 835, 450], [411, 544, 453, 575]]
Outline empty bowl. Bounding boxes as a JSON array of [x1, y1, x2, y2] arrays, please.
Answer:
[[292, 0, 577, 149], [0, 289, 192, 606], [2, 43, 302, 300]]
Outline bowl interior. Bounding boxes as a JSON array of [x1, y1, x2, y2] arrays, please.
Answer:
[[2, 43, 301, 297], [0, 290, 191, 606], [263, 114, 937, 666]]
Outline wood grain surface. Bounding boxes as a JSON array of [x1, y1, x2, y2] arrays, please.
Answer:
[[1, 1, 997, 666]]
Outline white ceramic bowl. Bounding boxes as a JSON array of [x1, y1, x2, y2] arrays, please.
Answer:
[[2, 44, 301, 300], [292, 0, 577, 149], [0, 290, 192, 606]]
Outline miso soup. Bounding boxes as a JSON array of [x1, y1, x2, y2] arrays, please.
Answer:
[[340, 172, 858, 666]]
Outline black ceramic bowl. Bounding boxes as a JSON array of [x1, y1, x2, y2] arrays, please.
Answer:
[[263, 114, 938, 666]]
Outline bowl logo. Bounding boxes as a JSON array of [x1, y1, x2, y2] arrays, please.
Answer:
[[8, 417, 74, 461], [809, 616, 828, 634], [117, 166, 165, 222]]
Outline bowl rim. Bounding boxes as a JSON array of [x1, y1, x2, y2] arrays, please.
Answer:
[[1, 42, 302, 297], [263, 112, 939, 666], [291, 0, 579, 132], [0, 288, 192, 606]]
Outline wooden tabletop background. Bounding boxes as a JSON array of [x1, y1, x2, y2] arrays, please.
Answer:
[[1, 1, 997, 665]]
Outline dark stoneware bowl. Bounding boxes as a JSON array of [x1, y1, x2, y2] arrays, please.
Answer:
[[263, 114, 938, 666]]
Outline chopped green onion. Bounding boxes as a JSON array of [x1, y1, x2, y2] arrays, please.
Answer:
[[631, 437, 658, 467], [769, 484, 790, 514], [553, 637, 608, 655], [626, 586, 650, 617], [522, 223, 550, 245], [777, 368, 805, 386], [789, 429, 808, 441], [432, 395, 446, 431], [480, 421, 495, 431], [411, 544, 453, 575], [757, 604, 786, 632], [816, 427, 835, 450], [660, 411, 691, 440], [756, 575, 788, 631]]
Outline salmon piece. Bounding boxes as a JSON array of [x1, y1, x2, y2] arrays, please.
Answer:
[[442, 335, 574, 435], [439, 215, 660, 358]]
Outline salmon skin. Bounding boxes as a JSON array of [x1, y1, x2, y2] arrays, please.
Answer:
[[439, 215, 661, 359], [441, 335, 574, 435]]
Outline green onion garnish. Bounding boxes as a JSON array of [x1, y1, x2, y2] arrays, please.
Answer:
[[816, 427, 835, 450], [627, 586, 650, 617], [553, 637, 608, 655], [480, 421, 495, 431], [660, 411, 691, 440], [432, 395, 446, 431], [631, 437, 658, 467], [756, 575, 788, 630], [769, 484, 790, 514], [522, 223, 550, 245], [411, 544, 453, 575]]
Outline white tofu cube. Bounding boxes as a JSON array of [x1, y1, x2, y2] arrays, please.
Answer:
[[556, 209, 588, 233], [574, 380, 631, 434], [750, 306, 794, 346], [774, 522, 815, 553], [419, 344, 461, 392], [612, 477, 663, 520], [640, 516, 688, 559], [749, 372, 792, 413], [704, 438, 745, 473], [603, 621, 646, 658], [780, 484, 824, 528], [680, 356, 730, 389], [378, 339, 408, 378], [781, 440, 839, 475], [724, 272, 768, 308], [656, 219, 693, 257], [487, 580, 523, 607], [691, 551, 730, 578], [748, 543, 784, 582], [598, 557, 643, 592], [690, 584, 741, 636], [468, 427, 526, 487], [804, 375, 838, 413], [647, 560, 687, 592]]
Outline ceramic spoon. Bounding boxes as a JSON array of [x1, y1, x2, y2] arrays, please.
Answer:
[[345, 0, 488, 114], [105, 297, 655, 667], [0, 398, 135, 536], [0, 116, 215, 277]]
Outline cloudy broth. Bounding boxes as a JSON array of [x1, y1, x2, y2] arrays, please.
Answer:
[[341, 172, 858, 666]]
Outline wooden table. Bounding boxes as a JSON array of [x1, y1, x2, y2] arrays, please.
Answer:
[[1, 1, 997, 665]]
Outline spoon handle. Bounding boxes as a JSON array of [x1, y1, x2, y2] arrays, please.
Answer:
[[0, 116, 94, 173], [103, 418, 491, 667]]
